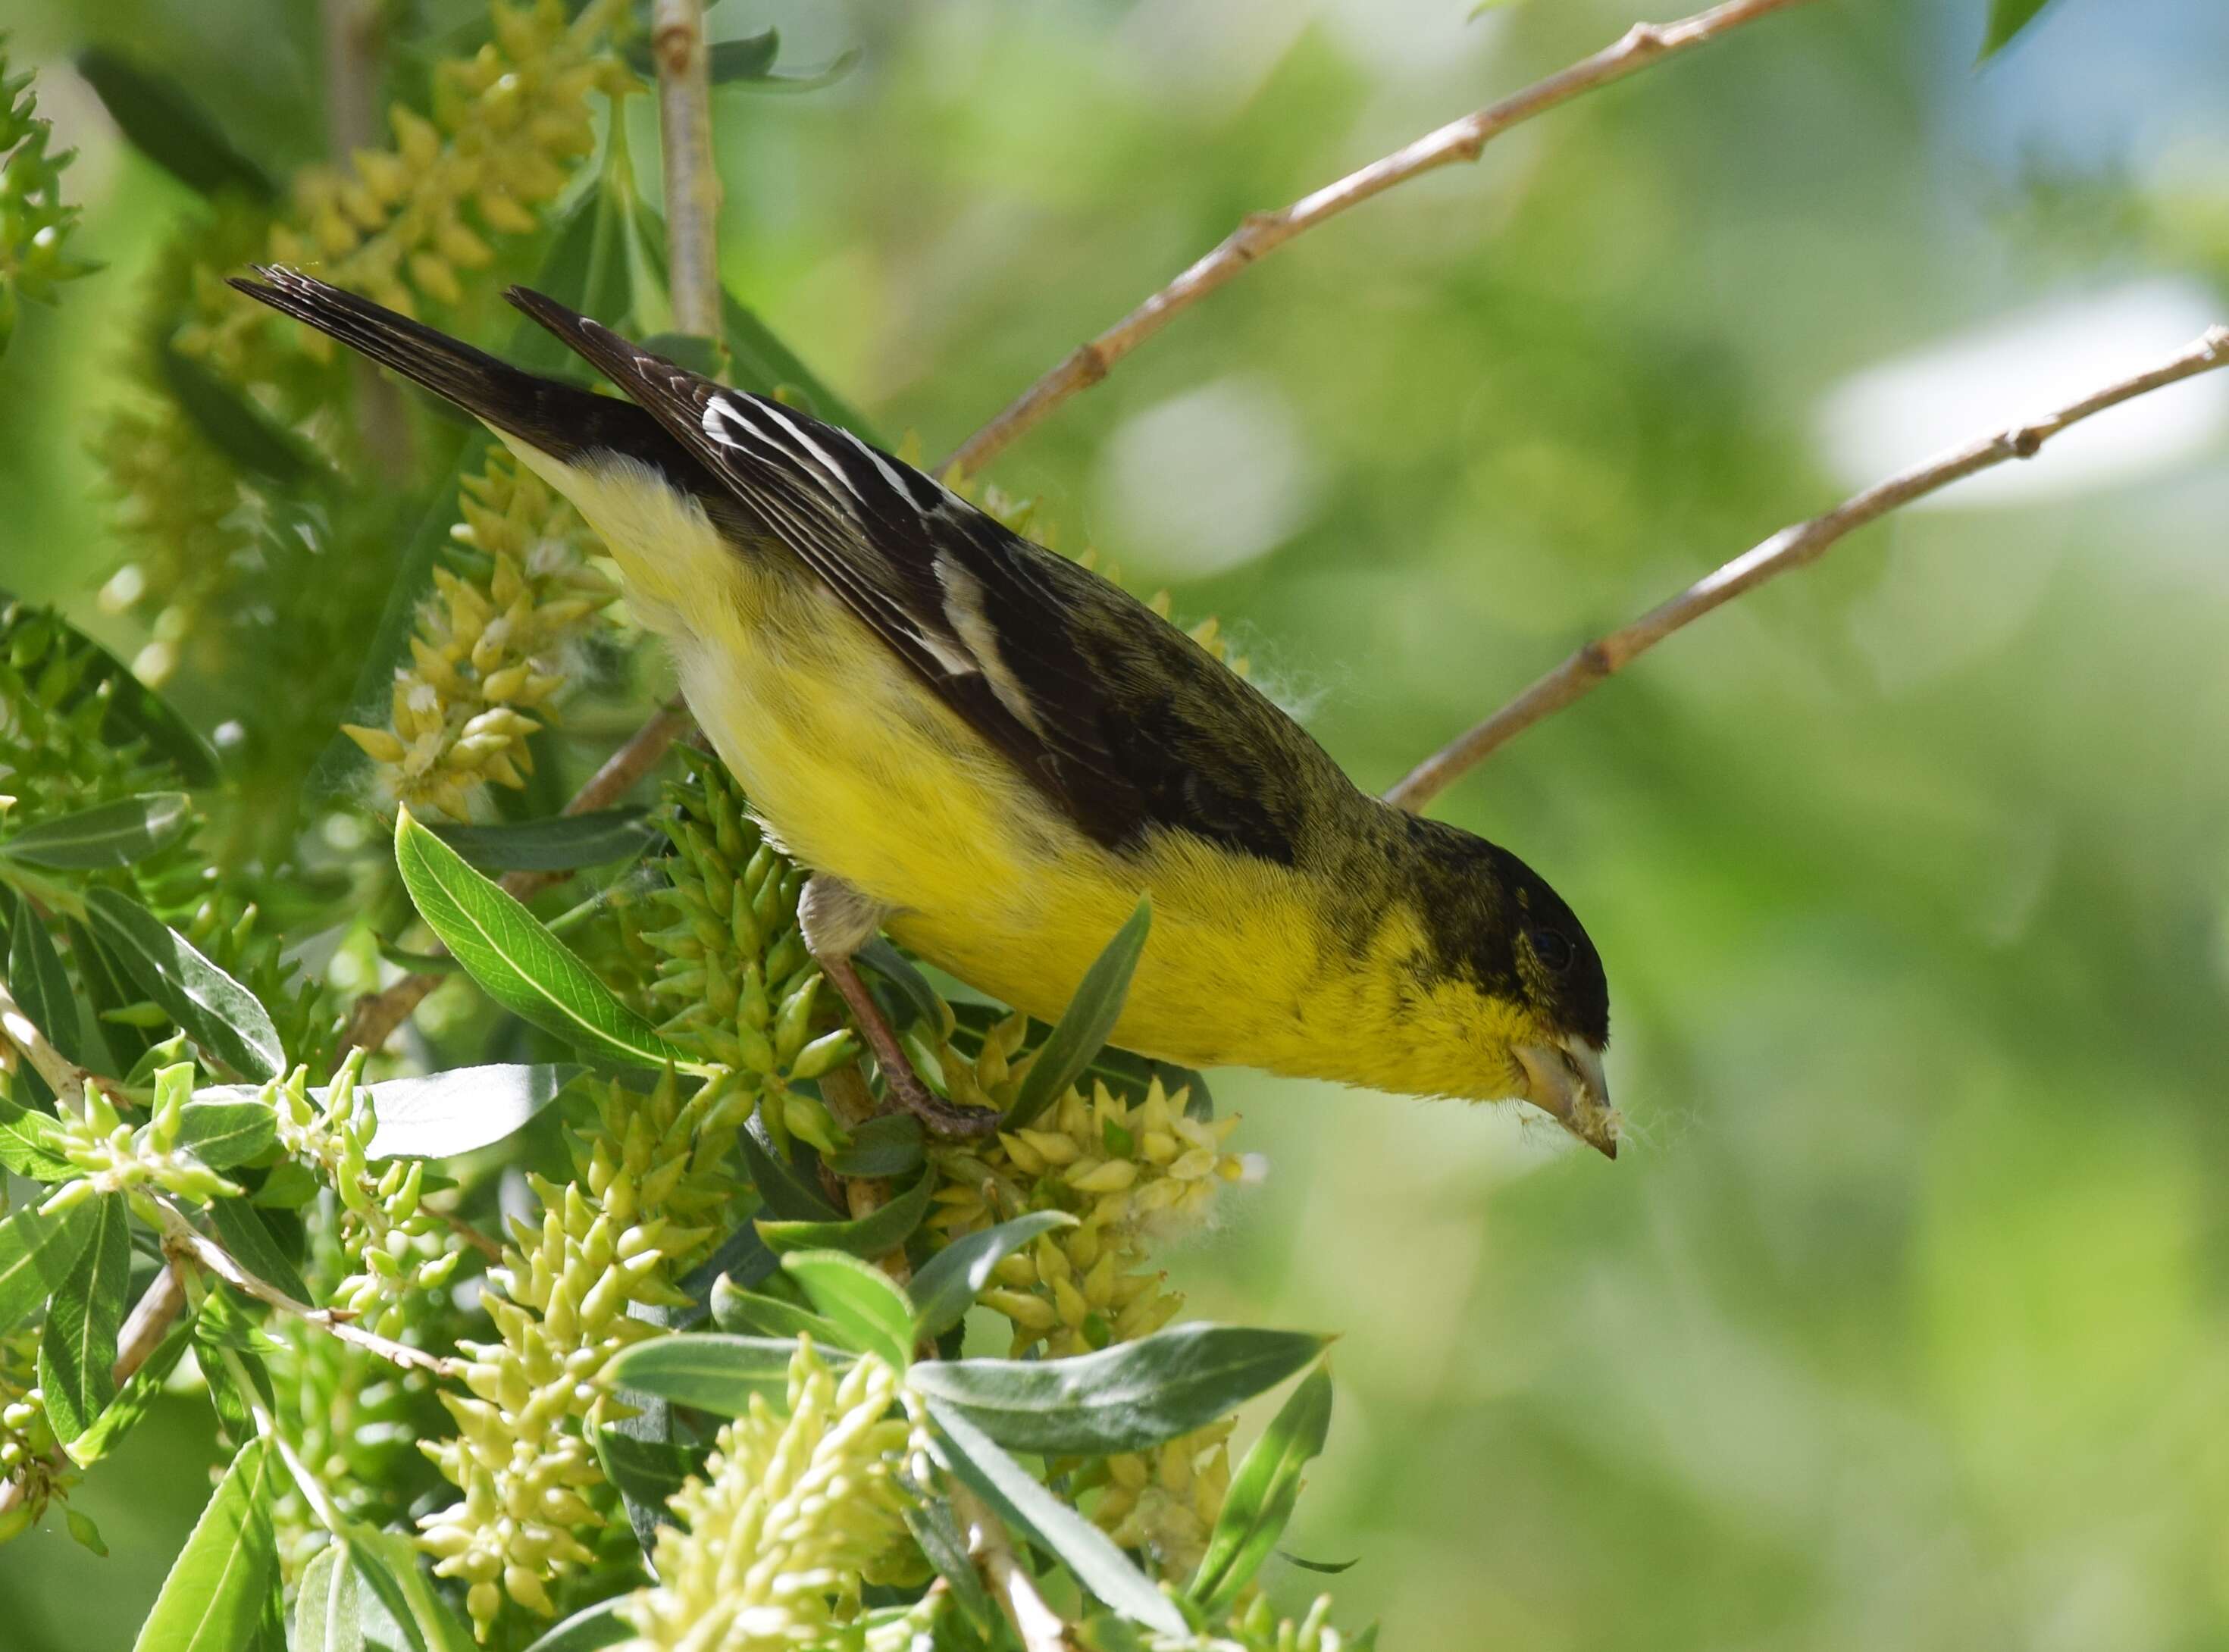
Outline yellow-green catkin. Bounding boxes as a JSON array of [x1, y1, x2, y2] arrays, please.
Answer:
[[418, 1068, 743, 1636], [0, 1330, 66, 1545], [343, 448, 618, 817], [925, 1052, 1247, 1569], [0, 45, 95, 357], [621, 1338, 917, 1652], [98, 0, 632, 650], [267, 1053, 462, 1338], [630, 759, 859, 1151], [40, 1062, 236, 1212]]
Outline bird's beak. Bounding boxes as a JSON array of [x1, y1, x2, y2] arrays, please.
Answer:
[[1513, 1039, 1618, 1160]]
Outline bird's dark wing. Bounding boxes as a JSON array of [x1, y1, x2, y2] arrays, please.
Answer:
[[503, 286, 1323, 864]]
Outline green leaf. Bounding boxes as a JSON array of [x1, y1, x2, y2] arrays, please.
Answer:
[[175, 1094, 277, 1168], [1003, 896, 1151, 1130], [5, 884, 83, 1065], [781, 1249, 915, 1369], [709, 1275, 850, 1347], [427, 810, 659, 873], [208, 1198, 313, 1307], [824, 1112, 924, 1178], [0, 792, 192, 869], [603, 1332, 843, 1416], [0, 1094, 73, 1180], [1278, 1550, 1358, 1575], [908, 1210, 1078, 1341], [342, 1523, 474, 1652], [132, 1438, 282, 1652], [1188, 1366, 1333, 1610], [951, 1001, 1212, 1120], [65, 1504, 108, 1556], [1980, 0, 2058, 58], [39, 1191, 130, 1449], [677, 1216, 778, 1313], [756, 1167, 933, 1259], [909, 1324, 1327, 1456], [519, 1600, 632, 1652], [0, 595, 219, 786], [157, 346, 321, 487], [74, 49, 276, 201], [0, 1196, 98, 1333], [394, 807, 697, 1072], [855, 937, 944, 1033], [903, 1494, 997, 1638], [64, 915, 161, 1072], [365, 1062, 584, 1158], [590, 1421, 708, 1514], [927, 1400, 1186, 1635], [293, 1540, 423, 1652], [68, 1314, 192, 1464], [83, 887, 284, 1080], [739, 1109, 841, 1219]]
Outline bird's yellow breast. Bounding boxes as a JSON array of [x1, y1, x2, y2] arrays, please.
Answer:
[[506, 438, 1526, 1100]]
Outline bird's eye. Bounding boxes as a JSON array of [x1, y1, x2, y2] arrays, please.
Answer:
[[1530, 928, 1574, 972]]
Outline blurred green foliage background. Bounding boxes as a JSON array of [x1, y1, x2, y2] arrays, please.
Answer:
[[2, 0, 2226, 1647]]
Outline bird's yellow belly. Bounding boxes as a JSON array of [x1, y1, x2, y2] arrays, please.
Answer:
[[512, 436, 1510, 1099]]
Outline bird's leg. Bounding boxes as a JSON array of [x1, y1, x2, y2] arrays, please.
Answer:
[[798, 873, 999, 1139]]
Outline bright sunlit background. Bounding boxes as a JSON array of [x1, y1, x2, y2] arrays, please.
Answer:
[[1, 0, 2225, 1647]]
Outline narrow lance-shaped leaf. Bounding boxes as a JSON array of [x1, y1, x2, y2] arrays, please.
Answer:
[[157, 346, 321, 487], [755, 1166, 934, 1259], [0, 594, 221, 785], [781, 1249, 914, 1370], [363, 1062, 583, 1159], [39, 1191, 130, 1450], [824, 1111, 923, 1178], [710, 1275, 853, 1348], [83, 887, 284, 1080], [903, 1494, 997, 1638], [518, 1600, 631, 1652], [1980, 0, 2058, 60], [428, 810, 659, 873], [74, 48, 276, 200], [67, 1317, 193, 1466], [292, 1539, 424, 1652], [175, 1094, 278, 1168], [590, 1422, 709, 1519], [208, 1198, 314, 1307], [927, 1400, 1188, 1635], [739, 1109, 840, 1219], [5, 883, 83, 1065], [1003, 896, 1151, 1130], [393, 808, 698, 1073], [0, 1196, 99, 1333], [908, 1210, 1077, 1341], [909, 1322, 1326, 1456], [131, 1437, 283, 1652], [1188, 1365, 1335, 1610], [0, 792, 192, 869], [0, 1094, 74, 1181], [603, 1333, 847, 1417], [342, 1522, 475, 1652]]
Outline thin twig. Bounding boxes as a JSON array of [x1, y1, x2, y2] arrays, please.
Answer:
[[343, 697, 693, 1053], [652, 0, 722, 339], [937, 0, 1811, 478], [1385, 325, 2229, 811], [949, 1481, 1076, 1652], [158, 1203, 459, 1378], [0, 975, 89, 1114], [322, 0, 411, 478]]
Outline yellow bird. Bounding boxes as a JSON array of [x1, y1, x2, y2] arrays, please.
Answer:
[[234, 268, 1617, 1157]]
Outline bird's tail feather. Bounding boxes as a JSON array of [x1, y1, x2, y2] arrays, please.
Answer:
[[227, 266, 612, 460]]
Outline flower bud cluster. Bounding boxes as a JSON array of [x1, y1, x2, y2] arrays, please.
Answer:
[[0, 49, 95, 358], [0, 602, 180, 820], [631, 759, 859, 1150], [0, 1329, 69, 1544], [621, 1338, 917, 1650], [418, 1068, 743, 1636], [343, 448, 618, 818], [41, 1063, 236, 1212], [932, 1073, 1244, 1359], [268, 1052, 462, 1338], [1088, 1420, 1235, 1580], [244, 0, 632, 352]]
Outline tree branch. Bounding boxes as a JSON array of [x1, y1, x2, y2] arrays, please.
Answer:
[[949, 1481, 1076, 1652], [937, 0, 1811, 479], [343, 697, 693, 1053], [652, 0, 722, 339], [0, 974, 89, 1114], [1385, 324, 2229, 812]]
